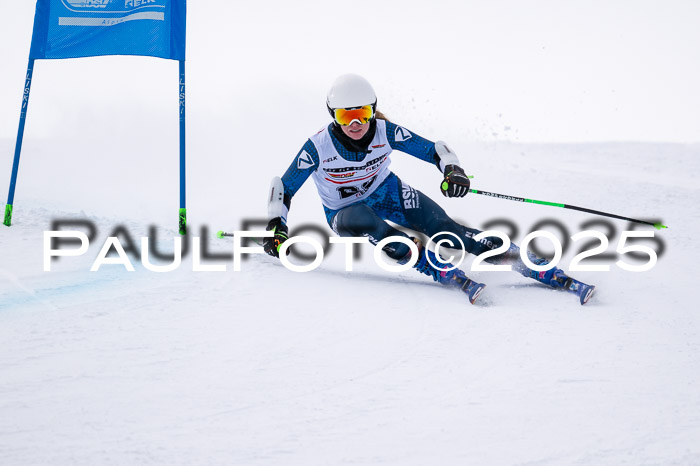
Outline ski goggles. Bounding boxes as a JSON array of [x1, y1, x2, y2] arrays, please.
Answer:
[[332, 105, 374, 126]]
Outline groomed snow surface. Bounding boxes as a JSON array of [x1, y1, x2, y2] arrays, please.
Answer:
[[1, 142, 699, 465]]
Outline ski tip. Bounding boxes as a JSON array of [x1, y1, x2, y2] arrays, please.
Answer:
[[653, 223, 668, 230], [216, 230, 225, 238], [580, 285, 595, 305]]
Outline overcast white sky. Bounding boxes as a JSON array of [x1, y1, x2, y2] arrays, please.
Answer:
[[0, 0, 699, 143]]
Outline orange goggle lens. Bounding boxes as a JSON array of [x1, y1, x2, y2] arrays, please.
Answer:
[[333, 105, 374, 126]]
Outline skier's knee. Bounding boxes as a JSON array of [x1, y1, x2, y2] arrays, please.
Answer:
[[382, 240, 411, 261]]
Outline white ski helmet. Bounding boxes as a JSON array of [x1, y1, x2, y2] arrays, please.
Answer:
[[326, 73, 377, 116]]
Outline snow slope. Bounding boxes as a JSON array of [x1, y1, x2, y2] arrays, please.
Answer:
[[2, 139, 699, 465]]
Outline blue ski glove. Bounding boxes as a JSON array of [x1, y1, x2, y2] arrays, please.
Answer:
[[263, 217, 289, 258], [441, 165, 470, 198]]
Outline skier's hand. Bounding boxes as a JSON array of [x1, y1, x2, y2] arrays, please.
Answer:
[[441, 165, 470, 198], [263, 217, 289, 258]]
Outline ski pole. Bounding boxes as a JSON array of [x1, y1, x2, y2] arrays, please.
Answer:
[[468, 188, 668, 230]]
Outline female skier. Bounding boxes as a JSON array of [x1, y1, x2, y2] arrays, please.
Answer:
[[263, 74, 594, 305]]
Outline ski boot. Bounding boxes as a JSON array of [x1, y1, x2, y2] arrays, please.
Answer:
[[529, 258, 595, 305], [448, 268, 487, 305], [401, 239, 486, 304]]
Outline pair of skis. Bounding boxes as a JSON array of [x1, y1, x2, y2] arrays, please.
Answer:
[[216, 230, 594, 306], [444, 269, 594, 306]]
